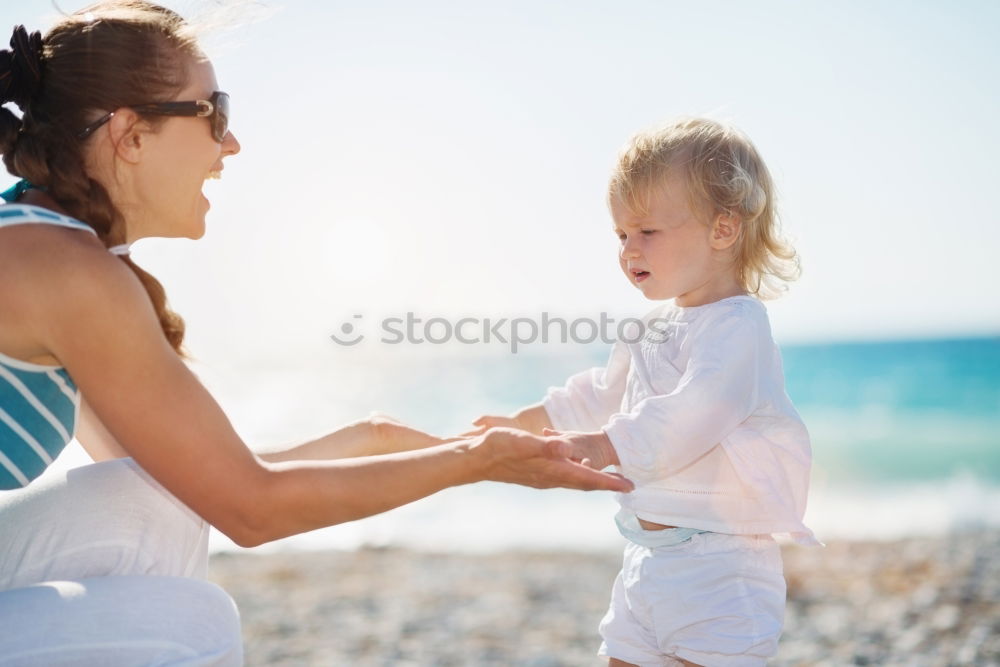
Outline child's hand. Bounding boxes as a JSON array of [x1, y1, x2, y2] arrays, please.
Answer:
[[461, 415, 521, 436], [542, 428, 620, 470]]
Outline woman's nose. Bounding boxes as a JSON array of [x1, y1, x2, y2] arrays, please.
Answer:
[[222, 130, 241, 156]]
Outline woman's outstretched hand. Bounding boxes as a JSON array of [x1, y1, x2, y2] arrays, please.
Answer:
[[472, 427, 633, 492]]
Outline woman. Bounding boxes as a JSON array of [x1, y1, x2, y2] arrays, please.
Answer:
[[0, 3, 631, 663]]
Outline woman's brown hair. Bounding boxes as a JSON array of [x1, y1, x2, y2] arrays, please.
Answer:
[[0, 0, 204, 356]]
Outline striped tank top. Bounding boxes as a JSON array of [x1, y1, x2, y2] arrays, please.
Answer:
[[0, 203, 101, 490]]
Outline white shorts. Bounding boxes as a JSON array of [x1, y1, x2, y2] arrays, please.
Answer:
[[598, 532, 786, 667]]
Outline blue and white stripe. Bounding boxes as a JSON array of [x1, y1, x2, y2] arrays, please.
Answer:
[[0, 204, 98, 234], [0, 204, 95, 489], [0, 353, 81, 489]]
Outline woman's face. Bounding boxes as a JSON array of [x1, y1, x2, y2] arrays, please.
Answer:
[[131, 59, 241, 240]]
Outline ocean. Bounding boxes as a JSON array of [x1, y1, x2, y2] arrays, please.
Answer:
[[47, 335, 1000, 553]]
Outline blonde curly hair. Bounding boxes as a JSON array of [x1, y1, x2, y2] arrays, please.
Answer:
[[609, 117, 801, 300]]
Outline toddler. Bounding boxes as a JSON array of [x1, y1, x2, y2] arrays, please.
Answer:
[[471, 117, 820, 666]]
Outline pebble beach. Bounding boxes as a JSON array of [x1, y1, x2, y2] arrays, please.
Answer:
[[208, 530, 1000, 666]]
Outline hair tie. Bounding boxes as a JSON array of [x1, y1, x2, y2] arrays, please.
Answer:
[[0, 25, 44, 110]]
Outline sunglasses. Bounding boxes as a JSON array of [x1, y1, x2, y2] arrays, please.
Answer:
[[77, 91, 230, 142]]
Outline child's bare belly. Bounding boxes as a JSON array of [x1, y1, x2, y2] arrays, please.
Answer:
[[637, 518, 678, 530]]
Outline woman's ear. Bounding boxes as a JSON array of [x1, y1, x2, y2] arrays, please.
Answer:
[[106, 109, 150, 165], [710, 211, 742, 250]]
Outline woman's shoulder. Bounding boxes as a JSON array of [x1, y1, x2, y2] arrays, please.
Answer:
[[0, 214, 121, 281], [0, 215, 147, 336]]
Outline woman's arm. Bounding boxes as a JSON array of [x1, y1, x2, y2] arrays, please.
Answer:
[[259, 426, 617, 543], [257, 415, 459, 464], [77, 399, 446, 465], [33, 245, 630, 548], [76, 395, 131, 462]]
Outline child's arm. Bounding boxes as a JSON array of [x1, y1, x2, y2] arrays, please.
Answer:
[[599, 311, 766, 484], [466, 342, 631, 437], [466, 404, 554, 436]]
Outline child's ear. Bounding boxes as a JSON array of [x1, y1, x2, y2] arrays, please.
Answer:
[[710, 211, 742, 251]]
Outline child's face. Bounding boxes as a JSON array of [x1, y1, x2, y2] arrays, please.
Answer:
[[611, 175, 735, 306]]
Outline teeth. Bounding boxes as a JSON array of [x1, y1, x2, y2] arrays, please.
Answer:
[[206, 170, 222, 180]]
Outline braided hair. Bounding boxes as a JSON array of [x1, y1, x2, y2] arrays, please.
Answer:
[[0, 2, 202, 356]]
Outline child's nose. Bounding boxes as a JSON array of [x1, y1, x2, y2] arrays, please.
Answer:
[[620, 237, 641, 260]]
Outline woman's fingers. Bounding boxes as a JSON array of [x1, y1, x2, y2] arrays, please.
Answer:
[[541, 439, 632, 491], [532, 457, 633, 492], [482, 429, 633, 492]]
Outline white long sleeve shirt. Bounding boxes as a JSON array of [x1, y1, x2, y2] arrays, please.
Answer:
[[542, 295, 819, 546]]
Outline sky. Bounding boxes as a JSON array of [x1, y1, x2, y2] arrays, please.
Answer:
[[4, 0, 1000, 366]]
